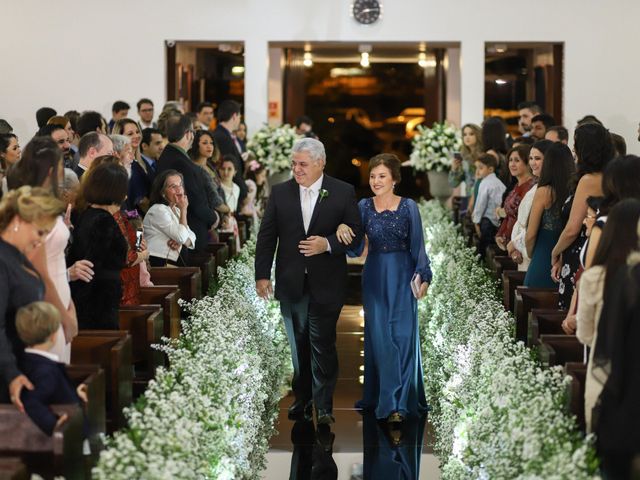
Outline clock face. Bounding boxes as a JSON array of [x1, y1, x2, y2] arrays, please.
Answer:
[[352, 0, 382, 25]]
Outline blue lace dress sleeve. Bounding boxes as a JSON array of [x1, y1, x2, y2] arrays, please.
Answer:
[[347, 198, 368, 258], [407, 199, 432, 284]]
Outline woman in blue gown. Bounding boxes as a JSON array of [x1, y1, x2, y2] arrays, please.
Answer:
[[337, 153, 432, 424]]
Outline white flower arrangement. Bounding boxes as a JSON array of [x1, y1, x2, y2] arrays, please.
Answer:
[[93, 239, 291, 479], [410, 122, 462, 172], [246, 124, 302, 174], [417, 200, 599, 479]]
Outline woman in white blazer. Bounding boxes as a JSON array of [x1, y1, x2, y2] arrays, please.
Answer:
[[143, 169, 196, 266]]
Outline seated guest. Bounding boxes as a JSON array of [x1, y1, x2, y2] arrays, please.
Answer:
[[108, 101, 129, 133], [472, 153, 506, 258], [495, 145, 534, 251], [68, 162, 129, 329], [157, 115, 218, 253], [530, 113, 555, 140], [508, 140, 552, 271], [16, 301, 87, 436], [144, 170, 196, 266], [74, 132, 114, 179], [525, 143, 575, 287], [592, 217, 640, 478], [545, 126, 569, 144], [576, 199, 640, 433], [0, 186, 64, 410]]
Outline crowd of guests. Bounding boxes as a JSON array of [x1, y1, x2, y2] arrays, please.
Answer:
[[454, 102, 640, 477], [0, 99, 270, 437]]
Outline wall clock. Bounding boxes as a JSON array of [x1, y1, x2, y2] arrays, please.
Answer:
[[351, 0, 382, 25]]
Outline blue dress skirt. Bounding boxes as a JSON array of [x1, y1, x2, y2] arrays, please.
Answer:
[[524, 207, 562, 288], [350, 197, 432, 419]]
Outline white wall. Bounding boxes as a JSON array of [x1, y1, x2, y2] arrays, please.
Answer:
[[2, 0, 639, 151]]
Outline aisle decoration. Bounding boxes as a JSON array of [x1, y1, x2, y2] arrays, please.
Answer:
[[410, 122, 461, 173], [246, 124, 301, 174], [418, 201, 598, 479], [93, 240, 290, 480]]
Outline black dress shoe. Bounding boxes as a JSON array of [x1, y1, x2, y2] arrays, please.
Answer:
[[288, 400, 313, 421], [316, 410, 335, 425]]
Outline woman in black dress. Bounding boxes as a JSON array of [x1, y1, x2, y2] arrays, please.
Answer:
[[68, 162, 129, 329], [0, 186, 64, 411]]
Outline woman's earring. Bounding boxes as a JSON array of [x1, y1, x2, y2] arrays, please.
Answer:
[[13, 224, 18, 232]]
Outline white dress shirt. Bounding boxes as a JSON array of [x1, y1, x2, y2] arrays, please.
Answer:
[[143, 203, 196, 261], [511, 184, 538, 271], [221, 182, 240, 212], [25, 348, 60, 362], [299, 175, 331, 253]]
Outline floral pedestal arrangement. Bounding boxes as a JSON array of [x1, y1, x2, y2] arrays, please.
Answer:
[[247, 123, 301, 186], [268, 170, 292, 187], [427, 170, 453, 203]]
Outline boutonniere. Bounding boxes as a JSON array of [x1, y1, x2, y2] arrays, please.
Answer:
[[319, 189, 329, 202]]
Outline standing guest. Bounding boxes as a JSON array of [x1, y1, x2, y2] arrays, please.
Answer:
[[109, 135, 134, 177], [0, 186, 64, 411], [47, 116, 78, 168], [108, 101, 130, 133], [74, 133, 114, 179], [112, 119, 142, 160], [63, 111, 81, 151], [16, 301, 87, 436], [495, 145, 534, 251], [188, 130, 228, 215], [337, 153, 432, 424], [143, 170, 196, 267], [481, 116, 510, 186], [508, 140, 552, 270], [157, 115, 218, 253], [552, 123, 613, 309], [242, 160, 269, 221], [140, 128, 164, 173], [545, 126, 569, 144], [591, 216, 640, 478], [76, 111, 107, 137], [0, 133, 21, 195], [112, 206, 148, 306], [449, 123, 483, 213], [137, 98, 157, 129], [525, 143, 575, 287], [0, 119, 14, 134], [576, 199, 640, 432], [236, 121, 248, 154], [295, 115, 317, 139], [610, 133, 626, 157], [530, 113, 555, 141], [255, 138, 363, 425], [68, 163, 129, 329], [37, 124, 73, 170], [212, 100, 248, 201], [114, 119, 153, 212], [219, 156, 240, 213], [36, 107, 57, 129], [517, 101, 542, 136], [472, 154, 506, 259], [195, 102, 214, 131], [7, 137, 93, 364]]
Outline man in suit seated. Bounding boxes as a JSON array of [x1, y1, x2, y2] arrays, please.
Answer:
[[16, 302, 87, 436]]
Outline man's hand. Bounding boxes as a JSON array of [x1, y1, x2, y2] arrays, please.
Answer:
[[68, 260, 94, 283], [256, 279, 273, 300], [9, 375, 34, 413], [417, 282, 429, 300], [561, 314, 577, 335], [299, 236, 329, 257]]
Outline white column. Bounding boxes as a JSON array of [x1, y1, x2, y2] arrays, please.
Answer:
[[460, 39, 485, 125], [244, 37, 269, 134], [267, 47, 284, 127], [445, 47, 462, 128]]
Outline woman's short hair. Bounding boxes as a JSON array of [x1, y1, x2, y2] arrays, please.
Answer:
[[369, 153, 402, 183], [149, 169, 183, 206], [16, 301, 61, 347], [0, 185, 65, 232], [81, 162, 128, 206]]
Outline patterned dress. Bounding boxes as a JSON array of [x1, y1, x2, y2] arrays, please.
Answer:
[[558, 195, 586, 309], [113, 211, 141, 306]]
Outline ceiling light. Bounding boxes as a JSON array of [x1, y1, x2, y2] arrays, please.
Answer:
[[495, 78, 507, 85], [231, 65, 245, 76], [360, 52, 370, 68], [418, 52, 428, 68], [303, 52, 313, 68]]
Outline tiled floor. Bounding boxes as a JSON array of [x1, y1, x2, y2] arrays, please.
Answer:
[[262, 305, 441, 479]]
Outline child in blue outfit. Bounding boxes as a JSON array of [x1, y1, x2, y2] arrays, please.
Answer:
[[472, 153, 506, 259]]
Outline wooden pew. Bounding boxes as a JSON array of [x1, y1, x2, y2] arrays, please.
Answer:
[[237, 220, 247, 246], [0, 404, 85, 479], [513, 287, 559, 343], [565, 362, 587, 432], [186, 252, 216, 296], [139, 285, 181, 339], [528, 309, 568, 347], [149, 267, 201, 302], [66, 364, 106, 452], [218, 231, 237, 257], [502, 270, 526, 312], [0, 457, 28, 479], [207, 242, 229, 273], [492, 256, 517, 287], [118, 306, 165, 385], [538, 334, 584, 367], [71, 331, 132, 431]]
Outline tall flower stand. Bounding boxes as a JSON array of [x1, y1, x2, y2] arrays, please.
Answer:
[[268, 170, 291, 187], [427, 170, 453, 205]]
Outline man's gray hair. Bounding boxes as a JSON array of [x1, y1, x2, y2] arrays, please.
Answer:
[[109, 134, 131, 154], [292, 137, 326, 164]]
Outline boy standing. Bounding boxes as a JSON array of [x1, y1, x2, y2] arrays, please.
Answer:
[[16, 302, 87, 436], [472, 154, 506, 259]]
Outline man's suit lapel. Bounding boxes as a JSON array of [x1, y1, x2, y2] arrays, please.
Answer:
[[307, 175, 328, 233], [289, 179, 305, 232]]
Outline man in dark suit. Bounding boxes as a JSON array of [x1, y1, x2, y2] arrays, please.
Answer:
[[156, 115, 218, 253], [255, 138, 363, 425], [212, 100, 248, 202]]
